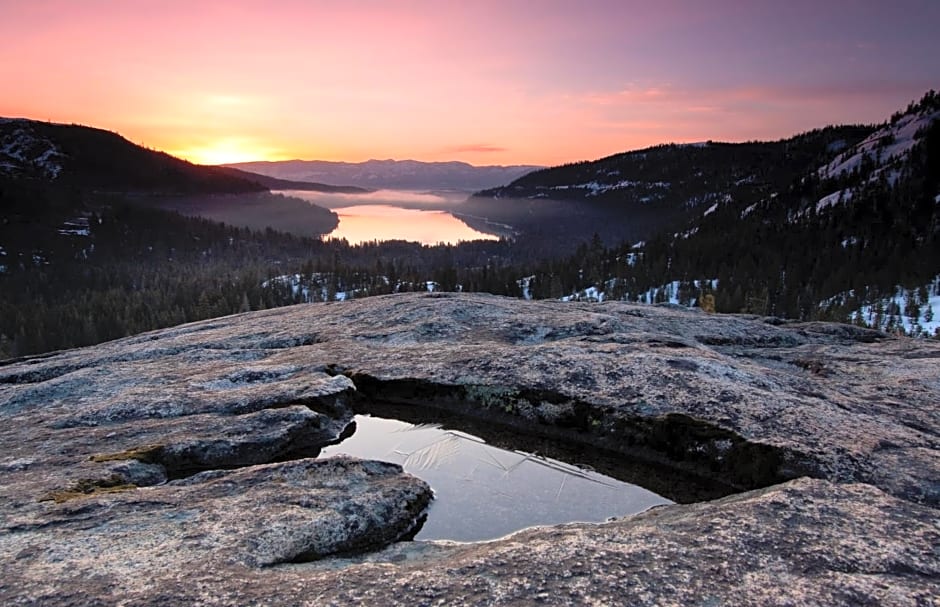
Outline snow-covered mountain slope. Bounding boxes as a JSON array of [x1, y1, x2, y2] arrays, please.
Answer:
[[808, 95, 940, 218], [0, 119, 66, 179], [818, 107, 940, 180]]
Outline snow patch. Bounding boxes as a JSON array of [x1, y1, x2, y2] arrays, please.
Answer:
[[562, 278, 718, 307], [58, 217, 90, 237], [561, 286, 605, 302], [517, 275, 534, 300], [0, 123, 66, 179], [851, 277, 940, 337], [816, 189, 853, 212], [635, 279, 718, 306], [548, 179, 671, 196]]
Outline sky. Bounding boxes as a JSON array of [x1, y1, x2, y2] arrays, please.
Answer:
[[1, 0, 938, 166]]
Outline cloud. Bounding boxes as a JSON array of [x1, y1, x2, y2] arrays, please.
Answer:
[[583, 80, 929, 112], [445, 143, 507, 154], [583, 86, 672, 106]]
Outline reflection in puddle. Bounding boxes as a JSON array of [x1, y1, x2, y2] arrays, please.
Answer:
[[320, 415, 672, 542]]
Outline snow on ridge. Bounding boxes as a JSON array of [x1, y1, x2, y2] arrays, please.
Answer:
[[548, 179, 671, 196], [815, 189, 853, 213], [818, 108, 940, 180], [741, 202, 760, 218]]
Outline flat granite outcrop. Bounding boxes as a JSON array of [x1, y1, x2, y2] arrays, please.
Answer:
[[1, 292, 938, 605]]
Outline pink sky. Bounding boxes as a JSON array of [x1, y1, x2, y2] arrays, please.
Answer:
[[1, 0, 937, 166]]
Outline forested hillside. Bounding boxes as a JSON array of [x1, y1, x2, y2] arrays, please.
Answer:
[[528, 91, 940, 334], [464, 124, 875, 245]]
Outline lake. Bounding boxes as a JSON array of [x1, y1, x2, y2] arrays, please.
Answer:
[[278, 189, 499, 245]]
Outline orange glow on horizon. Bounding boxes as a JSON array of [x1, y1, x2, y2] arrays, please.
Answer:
[[169, 141, 286, 166]]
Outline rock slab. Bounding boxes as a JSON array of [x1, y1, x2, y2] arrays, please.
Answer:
[[1, 292, 938, 605]]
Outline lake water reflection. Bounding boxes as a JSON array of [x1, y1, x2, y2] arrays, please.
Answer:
[[328, 204, 497, 245], [277, 189, 499, 245]]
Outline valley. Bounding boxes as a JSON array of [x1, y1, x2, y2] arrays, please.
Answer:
[[2, 91, 939, 359]]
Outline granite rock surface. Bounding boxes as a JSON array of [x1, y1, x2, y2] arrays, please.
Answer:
[[1, 292, 937, 605]]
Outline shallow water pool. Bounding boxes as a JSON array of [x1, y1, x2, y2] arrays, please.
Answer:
[[320, 414, 672, 542]]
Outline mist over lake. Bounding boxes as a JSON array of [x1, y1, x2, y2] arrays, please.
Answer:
[[278, 188, 467, 210]]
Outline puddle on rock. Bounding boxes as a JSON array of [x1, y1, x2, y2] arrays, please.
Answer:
[[320, 414, 672, 542]]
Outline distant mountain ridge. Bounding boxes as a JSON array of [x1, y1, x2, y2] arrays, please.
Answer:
[[226, 158, 543, 191], [212, 166, 372, 194]]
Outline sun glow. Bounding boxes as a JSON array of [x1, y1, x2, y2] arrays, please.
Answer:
[[170, 138, 285, 166]]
